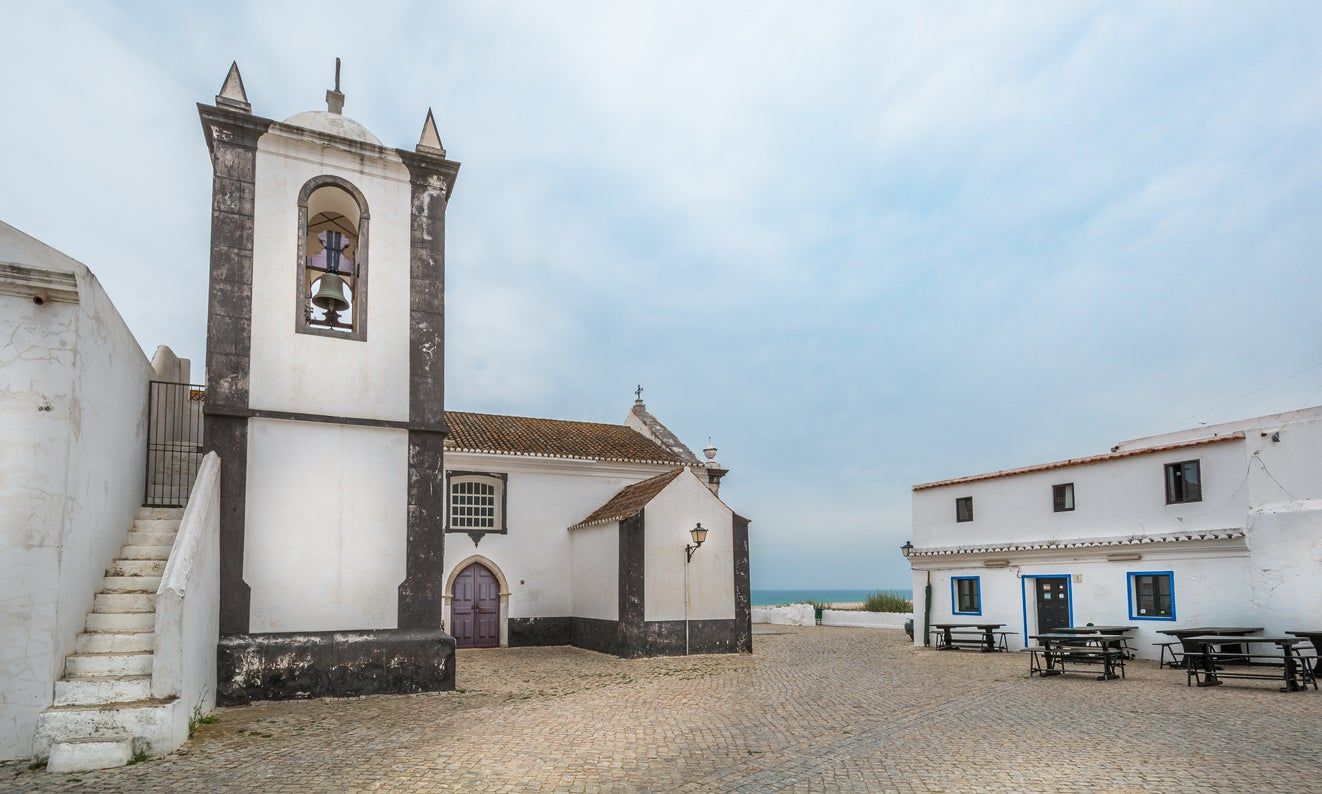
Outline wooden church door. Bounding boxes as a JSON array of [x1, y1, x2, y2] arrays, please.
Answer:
[[452, 562, 500, 648]]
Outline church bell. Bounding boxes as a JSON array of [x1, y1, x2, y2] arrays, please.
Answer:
[[311, 272, 351, 314]]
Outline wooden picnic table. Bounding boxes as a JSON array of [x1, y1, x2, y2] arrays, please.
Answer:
[[1058, 625, 1137, 635], [1181, 635, 1316, 692], [1029, 633, 1130, 681], [930, 623, 1006, 653], [1286, 630, 1322, 657], [1156, 627, 1264, 668]]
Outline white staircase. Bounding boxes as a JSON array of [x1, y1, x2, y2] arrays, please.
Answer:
[[34, 507, 185, 772]]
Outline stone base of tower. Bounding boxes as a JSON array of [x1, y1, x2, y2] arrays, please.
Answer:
[[216, 628, 456, 706]]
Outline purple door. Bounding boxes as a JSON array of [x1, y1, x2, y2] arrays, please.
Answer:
[[452, 563, 500, 648]]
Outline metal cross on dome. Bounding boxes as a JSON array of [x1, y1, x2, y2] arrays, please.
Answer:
[[635, 385, 644, 402]]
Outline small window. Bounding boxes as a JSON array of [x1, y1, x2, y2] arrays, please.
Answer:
[[1164, 460, 1202, 504], [1128, 571, 1175, 620], [952, 576, 981, 615], [1053, 483, 1075, 512], [955, 496, 973, 523], [446, 472, 507, 535]]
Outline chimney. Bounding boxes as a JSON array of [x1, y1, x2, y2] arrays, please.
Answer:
[[702, 437, 729, 495]]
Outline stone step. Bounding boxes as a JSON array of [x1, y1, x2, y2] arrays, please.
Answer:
[[54, 675, 152, 706], [65, 652, 153, 677], [124, 531, 176, 547], [119, 545, 170, 560], [101, 576, 161, 594], [109, 559, 166, 577], [136, 507, 185, 520], [76, 631, 155, 654], [32, 698, 177, 758], [93, 593, 154, 613], [86, 612, 154, 633], [46, 736, 133, 773], [132, 518, 181, 533]]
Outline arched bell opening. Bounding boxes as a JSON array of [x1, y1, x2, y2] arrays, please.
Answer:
[[296, 175, 370, 341]]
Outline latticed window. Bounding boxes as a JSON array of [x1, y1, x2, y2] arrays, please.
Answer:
[[450, 477, 500, 530]]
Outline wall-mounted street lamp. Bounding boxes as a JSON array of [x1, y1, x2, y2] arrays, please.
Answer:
[[683, 522, 710, 656], [901, 541, 914, 557], [686, 523, 708, 563]]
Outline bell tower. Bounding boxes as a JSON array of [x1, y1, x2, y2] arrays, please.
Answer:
[[198, 61, 460, 703]]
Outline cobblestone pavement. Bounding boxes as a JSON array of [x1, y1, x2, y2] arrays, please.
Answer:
[[4, 626, 1320, 792]]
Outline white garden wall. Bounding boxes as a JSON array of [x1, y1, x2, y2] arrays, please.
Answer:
[[822, 610, 909, 629], [752, 604, 815, 626], [0, 222, 155, 760]]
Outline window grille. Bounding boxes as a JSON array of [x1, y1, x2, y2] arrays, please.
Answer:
[[450, 479, 498, 530]]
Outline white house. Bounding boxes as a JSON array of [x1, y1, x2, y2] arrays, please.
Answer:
[[905, 407, 1322, 659], [0, 62, 750, 770]]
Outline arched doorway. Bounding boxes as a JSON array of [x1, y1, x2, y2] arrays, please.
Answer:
[[451, 561, 501, 648]]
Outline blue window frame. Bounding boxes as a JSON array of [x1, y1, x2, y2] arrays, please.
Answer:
[[1127, 571, 1176, 621], [951, 576, 981, 615]]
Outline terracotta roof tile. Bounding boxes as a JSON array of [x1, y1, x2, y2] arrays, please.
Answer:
[[569, 468, 686, 530], [912, 433, 1245, 491], [444, 411, 687, 464]]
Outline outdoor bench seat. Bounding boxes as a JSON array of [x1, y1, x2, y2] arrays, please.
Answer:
[[1155, 641, 1185, 669], [1186, 652, 1318, 691]]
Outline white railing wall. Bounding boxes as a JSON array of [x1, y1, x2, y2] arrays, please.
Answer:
[[152, 452, 220, 719]]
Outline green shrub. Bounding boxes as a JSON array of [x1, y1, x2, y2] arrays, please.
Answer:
[[862, 590, 913, 613]]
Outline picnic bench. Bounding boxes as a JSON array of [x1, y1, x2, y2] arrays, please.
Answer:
[[1286, 630, 1322, 657], [1182, 635, 1318, 692], [930, 623, 1006, 653], [1026, 632, 1131, 681], [1155, 626, 1263, 669]]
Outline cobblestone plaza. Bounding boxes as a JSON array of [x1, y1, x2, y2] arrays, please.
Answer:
[[4, 626, 1318, 792]]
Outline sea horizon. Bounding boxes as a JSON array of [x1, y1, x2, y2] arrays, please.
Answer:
[[751, 587, 913, 606]]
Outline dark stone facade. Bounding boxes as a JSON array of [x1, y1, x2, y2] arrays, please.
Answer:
[[508, 617, 571, 647], [197, 103, 270, 635], [216, 629, 455, 705], [397, 149, 458, 629]]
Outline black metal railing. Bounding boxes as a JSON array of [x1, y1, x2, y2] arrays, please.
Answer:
[[144, 381, 206, 507]]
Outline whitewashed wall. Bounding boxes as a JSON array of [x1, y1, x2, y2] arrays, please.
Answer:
[[152, 453, 221, 751], [440, 454, 672, 633], [909, 410, 1322, 659], [1246, 500, 1322, 635], [570, 522, 618, 621], [244, 419, 407, 632], [752, 604, 814, 626], [912, 440, 1249, 549], [643, 470, 735, 623], [247, 129, 413, 422], [0, 223, 154, 760], [822, 610, 908, 629], [912, 550, 1256, 659]]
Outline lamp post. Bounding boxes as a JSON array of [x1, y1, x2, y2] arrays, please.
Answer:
[[901, 541, 913, 557], [684, 523, 707, 655]]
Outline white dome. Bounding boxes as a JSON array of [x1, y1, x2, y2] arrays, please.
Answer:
[[282, 110, 381, 146]]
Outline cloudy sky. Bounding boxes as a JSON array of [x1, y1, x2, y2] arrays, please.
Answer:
[[3, 3, 1320, 590]]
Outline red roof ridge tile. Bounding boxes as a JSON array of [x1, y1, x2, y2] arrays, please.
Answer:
[[912, 432, 1245, 492]]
